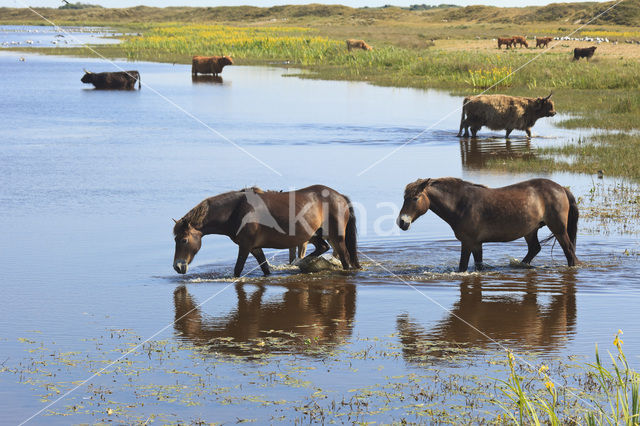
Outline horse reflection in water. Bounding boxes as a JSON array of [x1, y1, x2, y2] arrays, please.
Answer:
[[460, 138, 534, 169], [191, 75, 224, 84], [173, 281, 356, 356], [397, 270, 576, 360]]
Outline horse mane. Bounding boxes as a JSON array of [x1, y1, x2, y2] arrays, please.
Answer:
[[432, 177, 488, 190], [173, 187, 268, 235], [173, 198, 211, 236], [404, 177, 487, 197], [240, 186, 264, 194], [404, 178, 431, 198]]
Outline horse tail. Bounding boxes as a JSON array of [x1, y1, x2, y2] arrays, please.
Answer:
[[540, 187, 579, 247], [344, 196, 360, 269], [564, 187, 579, 247]]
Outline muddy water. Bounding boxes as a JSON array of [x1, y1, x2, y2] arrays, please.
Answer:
[[1, 50, 639, 423]]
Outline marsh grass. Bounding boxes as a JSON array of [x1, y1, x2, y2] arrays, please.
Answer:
[[122, 24, 342, 66], [119, 25, 640, 92], [487, 132, 640, 182], [495, 331, 640, 425]]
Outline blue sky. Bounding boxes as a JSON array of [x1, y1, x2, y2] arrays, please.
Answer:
[[0, 1, 612, 8]]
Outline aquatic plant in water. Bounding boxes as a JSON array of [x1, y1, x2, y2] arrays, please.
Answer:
[[495, 330, 640, 425]]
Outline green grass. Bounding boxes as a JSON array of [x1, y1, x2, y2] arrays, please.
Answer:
[[486, 132, 640, 182], [495, 331, 640, 425], [114, 25, 640, 92]]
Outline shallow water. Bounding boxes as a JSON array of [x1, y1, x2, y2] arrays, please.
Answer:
[[1, 50, 639, 423], [0, 25, 121, 48]]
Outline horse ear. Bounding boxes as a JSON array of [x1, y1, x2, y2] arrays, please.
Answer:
[[418, 178, 431, 192]]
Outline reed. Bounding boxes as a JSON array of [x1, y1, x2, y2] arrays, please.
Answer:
[[494, 331, 640, 425]]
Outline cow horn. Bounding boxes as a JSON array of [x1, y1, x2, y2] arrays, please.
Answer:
[[544, 92, 553, 100], [83, 68, 92, 74], [172, 218, 178, 223]]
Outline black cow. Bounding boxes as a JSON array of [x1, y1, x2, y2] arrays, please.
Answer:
[[573, 46, 597, 61], [81, 70, 141, 90]]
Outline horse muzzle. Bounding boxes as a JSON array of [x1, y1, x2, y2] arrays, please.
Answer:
[[397, 215, 412, 231], [174, 260, 188, 274]]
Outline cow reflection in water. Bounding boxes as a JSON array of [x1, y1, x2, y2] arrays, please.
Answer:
[[191, 75, 223, 84], [460, 138, 534, 169], [397, 270, 576, 359], [174, 282, 355, 355]]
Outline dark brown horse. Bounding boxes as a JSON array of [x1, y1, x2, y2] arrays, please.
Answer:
[[397, 178, 578, 271], [173, 185, 359, 277]]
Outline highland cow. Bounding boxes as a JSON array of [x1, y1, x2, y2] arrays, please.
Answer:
[[457, 93, 556, 139]]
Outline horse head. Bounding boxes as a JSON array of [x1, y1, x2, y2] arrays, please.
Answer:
[[397, 178, 431, 231], [172, 218, 202, 274]]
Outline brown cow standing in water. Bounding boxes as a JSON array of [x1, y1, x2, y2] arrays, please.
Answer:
[[536, 37, 553, 48], [346, 39, 373, 51], [191, 55, 233, 76], [81, 70, 140, 90], [573, 46, 597, 61], [497, 37, 515, 49], [457, 93, 556, 138]]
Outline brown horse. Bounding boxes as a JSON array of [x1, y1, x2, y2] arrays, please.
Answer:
[[397, 178, 578, 272], [173, 185, 359, 277]]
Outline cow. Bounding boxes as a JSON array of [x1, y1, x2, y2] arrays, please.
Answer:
[[191, 55, 233, 76], [512, 35, 529, 48], [497, 37, 514, 49], [536, 37, 553, 48], [573, 46, 597, 61], [346, 39, 373, 51], [80, 70, 140, 90], [457, 93, 556, 139]]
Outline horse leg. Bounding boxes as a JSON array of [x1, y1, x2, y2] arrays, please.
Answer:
[[234, 247, 250, 277], [522, 230, 541, 264], [547, 218, 579, 267], [472, 245, 484, 271], [330, 237, 351, 270], [298, 242, 308, 259], [307, 234, 330, 257], [458, 245, 471, 272], [251, 248, 271, 276], [556, 232, 578, 267]]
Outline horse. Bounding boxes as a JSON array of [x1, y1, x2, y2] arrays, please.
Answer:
[[173, 185, 360, 277], [396, 177, 579, 272]]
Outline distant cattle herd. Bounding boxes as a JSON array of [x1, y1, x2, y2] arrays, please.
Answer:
[[497, 35, 598, 61]]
